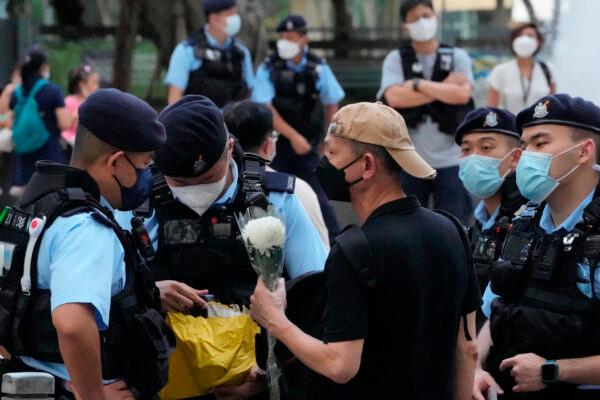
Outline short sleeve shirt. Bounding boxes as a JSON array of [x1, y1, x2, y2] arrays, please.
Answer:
[[114, 161, 328, 279], [10, 80, 65, 137], [20, 201, 126, 382], [252, 52, 345, 106], [487, 59, 554, 114], [376, 47, 473, 169], [319, 196, 481, 400], [165, 25, 255, 91]]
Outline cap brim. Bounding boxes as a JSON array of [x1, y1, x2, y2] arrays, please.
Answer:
[[388, 148, 437, 179]]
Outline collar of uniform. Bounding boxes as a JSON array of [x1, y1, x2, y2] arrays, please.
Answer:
[[204, 24, 233, 50], [213, 159, 239, 206], [285, 49, 309, 72], [366, 195, 421, 222], [100, 197, 115, 212], [474, 201, 500, 231], [539, 189, 595, 233]]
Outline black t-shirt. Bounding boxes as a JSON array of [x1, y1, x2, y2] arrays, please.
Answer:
[[318, 196, 481, 400]]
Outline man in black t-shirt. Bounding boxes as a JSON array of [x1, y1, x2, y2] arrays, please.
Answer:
[[250, 101, 481, 399]]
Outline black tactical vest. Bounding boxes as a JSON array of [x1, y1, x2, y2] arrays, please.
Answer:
[[469, 175, 527, 293], [184, 29, 249, 108], [142, 152, 295, 306], [0, 162, 174, 398], [485, 188, 600, 399], [267, 51, 324, 144], [382, 44, 475, 136]]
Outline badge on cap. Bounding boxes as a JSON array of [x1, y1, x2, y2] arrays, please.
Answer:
[[286, 20, 294, 31], [484, 111, 499, 128], [533, 100, 550, 119], [193, 156, 207, 175]]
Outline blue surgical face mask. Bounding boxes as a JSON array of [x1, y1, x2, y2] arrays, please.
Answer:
[[516, 142, 584, 203], [459, 150, 515, 199], [114, 155, 153, 211], [224, 14, 241, 36]]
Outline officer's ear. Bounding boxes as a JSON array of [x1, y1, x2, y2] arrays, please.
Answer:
[[510, 147, 523, 170], [578, 138, 596, 165], [227, 138, 235, 157], [106, 150, 125, 175]]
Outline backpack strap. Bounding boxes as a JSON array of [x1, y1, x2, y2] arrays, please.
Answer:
[[538, 61, 553, 88], [28, 79, 49, 99], [433, 209, 475, 341], [335, 224, 379, 290]]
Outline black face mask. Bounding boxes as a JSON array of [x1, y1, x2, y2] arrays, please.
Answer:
[[315, 154, 364, 202]]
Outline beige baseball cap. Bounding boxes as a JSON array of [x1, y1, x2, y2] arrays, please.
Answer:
[[328, 102, 437, 179]]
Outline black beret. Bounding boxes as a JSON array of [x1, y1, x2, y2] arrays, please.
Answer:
[[78, 88, 166, 152], [202, 0, 236, 14], [276, 15, 308, 33], [455, 107, 519, 145], [155, 95, 228, 178], [516, 93, 600, 135]]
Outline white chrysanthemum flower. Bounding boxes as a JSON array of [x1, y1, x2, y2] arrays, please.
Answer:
[[242, 216, 285, 255]]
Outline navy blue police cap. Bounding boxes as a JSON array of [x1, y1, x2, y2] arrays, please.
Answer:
[[202, 0, 236, 14], [455, 107, 519, 145], [78, 88, 166, 152], [516, 93, 600, 135], [155, 95, 228, 178], [276, 15, 308, 34]]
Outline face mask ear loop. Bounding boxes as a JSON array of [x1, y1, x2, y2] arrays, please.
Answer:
[[492, 148, 517, 181]]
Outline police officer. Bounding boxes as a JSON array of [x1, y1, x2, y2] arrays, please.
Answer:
[[378, 0, 475, 223], [456, 107, 525, 327], [473, 94, 600, 400], [252, 15, 345, 238], [0, 89, 172, 399], [165, 0, 254, 107], [115, 95, 327, 313]]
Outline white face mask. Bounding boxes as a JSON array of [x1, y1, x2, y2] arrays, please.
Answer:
[[223, 14, 241, 36], [406, 17, 438, 42], [277, 39, 301, 60], [170, 171, 228, 217], [512, 35, 538, 58]]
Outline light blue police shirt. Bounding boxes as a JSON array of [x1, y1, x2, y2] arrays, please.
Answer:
[[20, 199, 126, 383], [474, 201, 500, 232], [165, 24, 254, 91], [252, 50, 345, 106], [482, 190, 600, 318], [115, 161, 327, 279]]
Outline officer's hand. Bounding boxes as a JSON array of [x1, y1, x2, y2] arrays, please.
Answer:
[[250, 277, 287, 329], [156, 280, 209, 313], [472, 368, 503, 400], [290, 133, 311, 155], [102, 380, 135, 400], [499, 353, 546, 393], [67, 380, 134, 400], [209, 365, 266, 400]]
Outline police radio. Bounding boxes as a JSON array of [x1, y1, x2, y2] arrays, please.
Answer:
[[131, 217, 155, 262]]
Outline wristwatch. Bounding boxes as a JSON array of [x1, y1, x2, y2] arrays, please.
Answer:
[[541, 360, 559, 384], [412, 78, 421, 92]]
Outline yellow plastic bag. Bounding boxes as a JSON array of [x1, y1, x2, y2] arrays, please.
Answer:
[[160, 302, 260, 400]]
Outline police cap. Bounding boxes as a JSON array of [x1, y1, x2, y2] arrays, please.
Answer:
[[455, 107, 519, 145], [516, 93, 600, 135], [78, 88, 166, 152], [202, 0, 236, 14], [155, 95, 228, 178], [276, 15, 308, 34]]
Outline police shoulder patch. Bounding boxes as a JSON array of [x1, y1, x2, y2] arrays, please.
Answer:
[[263, 171, 296, 194]]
